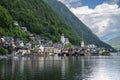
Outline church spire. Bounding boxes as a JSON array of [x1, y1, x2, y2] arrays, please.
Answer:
[[81, 31, 84, 47]]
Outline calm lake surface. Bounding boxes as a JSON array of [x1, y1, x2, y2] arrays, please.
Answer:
[[0, 54, 120, 80]]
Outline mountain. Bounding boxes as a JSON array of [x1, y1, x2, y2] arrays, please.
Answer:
[[0, 0, 113, 48], [0, 0, 80, 44], [0, 5, 29, 41], [107, 36, 120, 50], [44, 0, 112, 48]]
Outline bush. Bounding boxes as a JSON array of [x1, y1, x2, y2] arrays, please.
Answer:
[[31, 50, 38, 53], [65, 42, 72, 48], [102, 51, 110, 56], [0, 47, 8, 55]]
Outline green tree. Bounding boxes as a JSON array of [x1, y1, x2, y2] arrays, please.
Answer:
[[0, 5, 13, 28], [8, 47, 14, 54], [0, 47, 8, 55], [65, 42, 72, 48]]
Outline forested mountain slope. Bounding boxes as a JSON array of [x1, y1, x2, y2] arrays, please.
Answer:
[[0, 0, 79, 44]]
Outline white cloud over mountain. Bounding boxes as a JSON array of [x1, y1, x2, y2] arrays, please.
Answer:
[[58, 0, 82, 8], [108, 0, 120, 4], [58, 0, 120, 41], [70, 3, 120, 41]]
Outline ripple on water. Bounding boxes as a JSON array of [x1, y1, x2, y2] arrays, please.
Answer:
[[0, 56, 120, 80]]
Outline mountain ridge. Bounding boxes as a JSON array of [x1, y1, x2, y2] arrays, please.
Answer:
[[107, 36, 120, 50]]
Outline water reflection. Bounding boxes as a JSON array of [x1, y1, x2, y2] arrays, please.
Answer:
[[0, 56, 120, 80]]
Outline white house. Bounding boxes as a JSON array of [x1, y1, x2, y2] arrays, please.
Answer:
[[44, 47, 54, 54], [1, 38, 5, 42], [87, 44, 97, 48], [14, 21, 19, 26], [54, 48, 61, 54], [21, 27, 28, 32], [39, 45, 44, 52], [16, 39, 24, 47], [26, 42, 32, 49]]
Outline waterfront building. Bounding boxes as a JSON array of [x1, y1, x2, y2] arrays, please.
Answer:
[[44, 47, 54, 55], [54, 48, 61, 54], [17, 47, 31, 55]]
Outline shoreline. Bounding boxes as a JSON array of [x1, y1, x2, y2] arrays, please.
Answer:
[[0, 52, 118, 61], [0, 54, 13, 61]]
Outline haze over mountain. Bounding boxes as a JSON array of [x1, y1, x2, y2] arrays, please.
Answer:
[[107, 36, 120, 50], [44, 0, 112, 48]]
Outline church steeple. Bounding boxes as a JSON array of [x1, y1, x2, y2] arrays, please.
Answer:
[[81, 41, 84, 47], [81, 31, 85, 47], [61, 33, 65, 44]]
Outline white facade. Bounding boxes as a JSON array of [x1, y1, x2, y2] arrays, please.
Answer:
[[20, 42, 24, 47], [21, 27, 27, 32], [1, 38, 5, 42], [61, 34, 70, 45], [65, 38, 69, 44], [81, 41, 85, 47], [14, 21, 19, 26], [87, 44, 97, 48], [61, 34, 65, 44], [39, 45, 44, 52], [54, 48, 61, 54]]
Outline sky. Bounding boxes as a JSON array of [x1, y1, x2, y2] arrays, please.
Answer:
[[58, 0, 120, 41]]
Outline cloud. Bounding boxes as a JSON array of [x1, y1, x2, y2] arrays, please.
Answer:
[[70, 3, 120, 41], [58, 0, 120, 41], [58, 0, 82, 8], [108, 0, 120, 4]]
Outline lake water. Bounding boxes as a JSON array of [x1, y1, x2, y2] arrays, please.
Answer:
[[0, 55, 120, 80]]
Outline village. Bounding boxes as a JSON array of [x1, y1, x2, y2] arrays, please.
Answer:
[[0, 22, 111, 60]]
